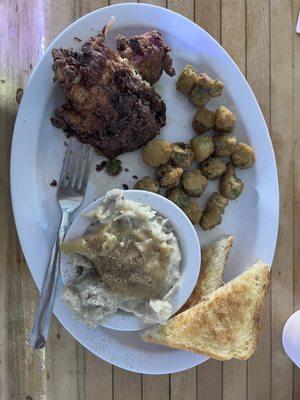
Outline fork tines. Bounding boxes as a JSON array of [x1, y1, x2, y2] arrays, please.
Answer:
[[59, 138, 92, 190]]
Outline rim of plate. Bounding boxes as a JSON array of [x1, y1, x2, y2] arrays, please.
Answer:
[[10, 3, 279, 374]]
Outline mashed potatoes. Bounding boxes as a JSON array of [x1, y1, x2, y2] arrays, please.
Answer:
[[61, 189, 181, 326]]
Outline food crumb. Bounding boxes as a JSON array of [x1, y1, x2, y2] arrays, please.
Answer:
[[50, 180, 57, 187], [16, 88, 23, 103], [107, 159, 122, 176], [1, 79, 5, 83], [132, 175, 138, 179], [123, 184, 129, 190], [96, 161, 107, 172], [74, 36, 82, 42]]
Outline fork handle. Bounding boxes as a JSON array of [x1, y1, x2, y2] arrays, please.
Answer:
[[29, 209, 71, 349]]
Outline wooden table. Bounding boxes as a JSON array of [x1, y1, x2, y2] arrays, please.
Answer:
[[0, 0, 299, 399]]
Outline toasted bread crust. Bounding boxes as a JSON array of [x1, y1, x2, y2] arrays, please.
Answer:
[[142, 261, 270, 361], [182, 235, 234, 311]]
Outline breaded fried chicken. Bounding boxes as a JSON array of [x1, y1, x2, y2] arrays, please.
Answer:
[[51, 27, 166, 158], [116, 30, 175, 85]]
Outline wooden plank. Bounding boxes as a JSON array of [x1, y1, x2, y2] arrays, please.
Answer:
[[140, 6, 172, 400], [77, 2, 114, 400], [140, 0, 166, 6], [43, 1, 81, 399], [246, 0, 270, 124], [223, 361, 247, 400], [0, 1, 78, 400], [45, 321, 80, 399], [171, 369, 197, 400], [270, 0, 294, 399], [138, 0, 171, 397], [221, 2, 247, 398], [246, 1, 271, 399], [110, 0, 137, 3], [0, 222, 47, 399], [114, 367, 142, 400], [195, 0, 221, 41], [143, 375, 169, 400], [197, 360, 222, 400], [43, 0, 75, 46], [105, 0, 142, 394], [194, 2, 222, 400], [247, 296, 271, 400], [167, 0, 194, 20], [221, 0, 246, 75], [0, 23, 22, 393], [81, 0, 109, 15], [78, 2, 141, 399], [293, 1, 300, 399], [168, 2, 196, 398], [85, 352, 113, 400]]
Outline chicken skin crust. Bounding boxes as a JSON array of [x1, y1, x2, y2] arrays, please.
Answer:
[[51, 28, 166, 159], [116, 30, 175, 85]]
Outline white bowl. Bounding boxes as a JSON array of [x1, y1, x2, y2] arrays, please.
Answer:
[[282, 310, 300, 367], [60, 190, 201, 331]]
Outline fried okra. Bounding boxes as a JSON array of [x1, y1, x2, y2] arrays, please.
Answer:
[[200, 156, 227, 180], [230, 142, 255, 169], [209, 79, 224, 97], [182, 169, 207, 197], [189, 85, 211, 107], [142, 139, 172, 167], [182, 201, 203, 225], [134, 176, 159, 193], [196, 73, 214, 90], [200, 192, 228, 230], [213, 133, 237, 157], [192, 106, 215, 134], [166, 187, 189, 209], [176, 65, 198, 95], [219, 163, 244, 200], [189, 74, 223, 106], [157, 163, 183, 188], [214, 106, 235, 132], [171, 142, 194, 169], [190, 134, 214, 162]]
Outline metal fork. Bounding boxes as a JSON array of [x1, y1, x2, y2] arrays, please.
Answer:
[[29, 138, 92, 349]]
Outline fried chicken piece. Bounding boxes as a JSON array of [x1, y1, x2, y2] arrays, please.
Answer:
[[116, 30, 175, 85], [51, 27, 166, 159]]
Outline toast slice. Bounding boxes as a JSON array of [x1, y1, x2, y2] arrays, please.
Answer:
[[182, 235, 234, 311], [141, 261, 270, 361]]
